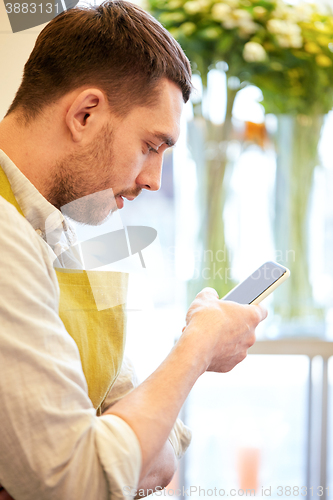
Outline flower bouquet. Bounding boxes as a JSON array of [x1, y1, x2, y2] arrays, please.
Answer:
[[149, 0, 333, 332], [149, 0, 333, 114]]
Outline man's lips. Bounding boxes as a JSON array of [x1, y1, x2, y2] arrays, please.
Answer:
[[116, 196, 124, 209], [116, 195, 136, 209]]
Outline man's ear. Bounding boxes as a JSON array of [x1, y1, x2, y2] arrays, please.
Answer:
[[65, 88, 108, 143]]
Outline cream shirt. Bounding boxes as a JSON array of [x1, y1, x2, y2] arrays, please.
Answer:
[[0, 149, 143, 500], [0, 149, 192, 499]]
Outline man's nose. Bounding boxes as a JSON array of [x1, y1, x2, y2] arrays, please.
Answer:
[[135, 156, 163, 191]]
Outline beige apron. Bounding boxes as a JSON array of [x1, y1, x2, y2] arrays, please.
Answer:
[[0, 166, 128, 414]]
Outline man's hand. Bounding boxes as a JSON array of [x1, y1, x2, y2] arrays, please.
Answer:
[[105, 287, 268, 480], [181, 287, 268, 374]]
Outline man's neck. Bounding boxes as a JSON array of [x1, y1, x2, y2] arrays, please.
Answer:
[[0, 112, 57, 199]]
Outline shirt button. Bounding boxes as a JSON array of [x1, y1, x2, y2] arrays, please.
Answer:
[[35, 229, 43, 236]]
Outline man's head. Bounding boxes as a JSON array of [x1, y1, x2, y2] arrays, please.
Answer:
[[2, 1, 192, 224], [6, 0, 192, 123], [47, 77, 184, 224]]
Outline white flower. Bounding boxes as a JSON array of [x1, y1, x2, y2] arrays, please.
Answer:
[[233, 9, 252, 20], [271, 0, 313, 24], [253, 6, 267, 18], [199, 0, 213, 8], [267, 19, 302, 48], [243, 41, 267, 62], [271, 3, 290, 20], [223, 9, 257, 30], [238, 19, 260, 36], [211, 3, 232, 21], [184, 0, 212, 13], [294, 3, 313, 23], [276, 34, 302, 48], [219, 7, 260, 35], [272, 1, 300, 23], [267, 19, 285, 34], [184, 1, 203, 14], [223, 0, 239, 7]]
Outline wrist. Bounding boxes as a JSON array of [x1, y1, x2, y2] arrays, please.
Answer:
[[176, 325, 212, 377]]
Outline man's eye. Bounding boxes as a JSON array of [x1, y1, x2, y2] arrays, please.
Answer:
[[147, 144, 159, 154]]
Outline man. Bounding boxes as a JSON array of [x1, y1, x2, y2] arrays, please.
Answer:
[[0, 2, 267, 499]]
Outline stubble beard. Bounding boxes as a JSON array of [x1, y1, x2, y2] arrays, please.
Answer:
[[46, 124, 117, 225]]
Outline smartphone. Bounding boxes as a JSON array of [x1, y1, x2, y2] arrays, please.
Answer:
[[222, 261, 290, 305]]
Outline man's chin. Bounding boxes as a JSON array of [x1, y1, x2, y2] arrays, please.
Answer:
[[62, 203, 116, 226], [60, 189, 119, 225]]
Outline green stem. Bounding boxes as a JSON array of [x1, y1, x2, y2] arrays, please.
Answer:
[[274, 114, 325, 324], [200, 87, 238, 297]]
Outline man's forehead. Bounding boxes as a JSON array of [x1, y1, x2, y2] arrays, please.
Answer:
[[148, 79, 183, 142], [126, 79, 183, 144]]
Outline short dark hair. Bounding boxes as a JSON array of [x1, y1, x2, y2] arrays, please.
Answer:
[[6, 0, 192, 122]]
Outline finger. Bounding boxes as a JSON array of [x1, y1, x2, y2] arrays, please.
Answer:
[[248, 331, 256, 348], [197, 287, 219, 299], [254, 303, 268, 322]]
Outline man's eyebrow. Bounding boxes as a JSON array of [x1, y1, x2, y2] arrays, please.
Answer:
[[152, 132, 176, 147]]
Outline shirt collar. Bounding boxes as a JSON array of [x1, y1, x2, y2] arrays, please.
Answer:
[[0, 149, 76, 255]]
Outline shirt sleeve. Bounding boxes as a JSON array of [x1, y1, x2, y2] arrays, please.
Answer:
[[168, 418, 192, 460], [101, 356, 140, 411], [102, 356, 192, 460], [0, 199, 141, 500]]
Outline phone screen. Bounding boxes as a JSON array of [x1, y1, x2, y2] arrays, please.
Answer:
[[222, 261, 287, 305]]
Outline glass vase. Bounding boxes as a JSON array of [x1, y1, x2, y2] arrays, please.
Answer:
[[273, 114, 326, 336], [186, 87, 238, 301]]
